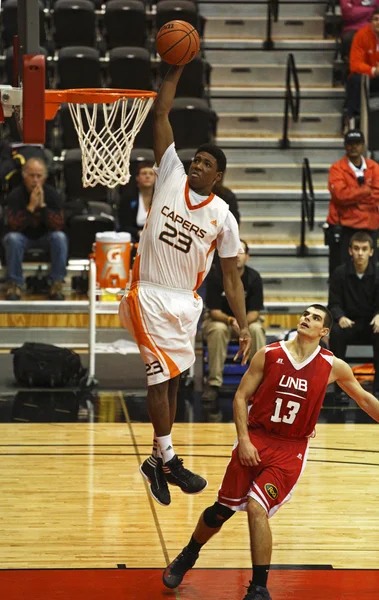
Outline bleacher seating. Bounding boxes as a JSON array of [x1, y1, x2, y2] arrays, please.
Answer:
[[128, 148, 155, 178], [63, 149, 109, 202], [68, 214, 115, 259], [159, 55, 211, 99], [156, 1, 202, 35], [203, 342, 248, 386], [169, 97, 217, 148], [104, 0, 147, 49], [1, 0, 46, 49], [108, 47, 153, 90], [57, 46, 102, 89], [53, 0, 96, 48]]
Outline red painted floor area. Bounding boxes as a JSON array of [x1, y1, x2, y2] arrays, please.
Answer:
[[0, 568, 378, 600]]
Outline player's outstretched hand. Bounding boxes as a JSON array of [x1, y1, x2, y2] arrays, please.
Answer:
[[234, 328, 252, 366], [238, 438, 261, 467]]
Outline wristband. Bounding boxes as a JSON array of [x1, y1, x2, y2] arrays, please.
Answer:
[[227, 316, 234, 326]]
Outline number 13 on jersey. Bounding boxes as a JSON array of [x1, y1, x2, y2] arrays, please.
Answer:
[[271, 397, 301, 425]]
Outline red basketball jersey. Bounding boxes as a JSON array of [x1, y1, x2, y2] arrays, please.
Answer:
[[248, 341, 334, 439]]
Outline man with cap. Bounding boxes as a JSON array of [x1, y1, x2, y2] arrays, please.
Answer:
[[326, 129, 379, 275]]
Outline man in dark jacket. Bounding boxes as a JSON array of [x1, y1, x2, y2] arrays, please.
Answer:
[[328, 230, 379, 395], [3, 157, 68, 300], [203, 240, 265, 418]]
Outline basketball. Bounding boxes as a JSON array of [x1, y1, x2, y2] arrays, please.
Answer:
[[156, 20, 200, 66]]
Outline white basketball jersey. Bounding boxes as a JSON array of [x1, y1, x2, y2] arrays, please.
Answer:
[[131, 144, 237, 291]]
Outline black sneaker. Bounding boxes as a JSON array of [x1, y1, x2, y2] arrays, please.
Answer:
[[140, 456, 171, 506], [243, 582, 272, 600], [162, 462, 178, 486], [163, 455, 207, 494], [162, 546, 198, 589]]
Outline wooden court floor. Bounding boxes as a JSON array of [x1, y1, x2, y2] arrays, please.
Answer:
[[0, 394, 378, 599]]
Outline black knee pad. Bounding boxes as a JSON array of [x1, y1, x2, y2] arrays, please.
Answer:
[[203, 502, 234, 528]]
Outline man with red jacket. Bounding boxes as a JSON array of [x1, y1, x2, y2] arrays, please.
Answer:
[[340, 0, 379, 60], [346, 8, 379, 124], [326, 129, 379, 275]]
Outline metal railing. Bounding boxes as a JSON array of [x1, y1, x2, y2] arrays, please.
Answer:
[[280, 53, 300, 149], [298, 158, 315, 257], [263, 0, 279, 50], [360, 74, 370, 154]]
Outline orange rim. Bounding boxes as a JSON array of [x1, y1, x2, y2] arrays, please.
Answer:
[[44, 88, 157, 120]]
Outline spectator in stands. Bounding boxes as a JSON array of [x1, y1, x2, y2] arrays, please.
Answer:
[[346, 8, 379, 126], [203, 240, 265, 418], [326, 129, 379, 276], [118, 162, 155, 242], [2, 158, 68, 301], [0, 140, 17, 194], [328, 230, 379, 396], [212, 174, 240, 225], [340, 0, 379, 60]]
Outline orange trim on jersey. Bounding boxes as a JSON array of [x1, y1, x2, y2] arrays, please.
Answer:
[[193, 239, 217, 291], [185, 179, 215, 210], [127, 286, 181, 380], [131, 253, 141, 285]]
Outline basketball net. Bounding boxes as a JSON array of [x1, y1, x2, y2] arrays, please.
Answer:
[[68, 95, 155, 189]]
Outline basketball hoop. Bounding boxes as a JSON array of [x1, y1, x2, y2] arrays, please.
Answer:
[[45, 88, 156, 188]]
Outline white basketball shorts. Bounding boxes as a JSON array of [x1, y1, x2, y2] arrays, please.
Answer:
[[119, 282, 203, 385]]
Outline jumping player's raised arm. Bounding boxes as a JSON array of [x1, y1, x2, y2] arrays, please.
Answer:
[[233, 347, 266, 467], [330, 357, 379, 421], [153, 66, 184, 166]]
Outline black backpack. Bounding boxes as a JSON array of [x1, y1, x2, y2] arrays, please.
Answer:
[[11, 343, 87, 388]]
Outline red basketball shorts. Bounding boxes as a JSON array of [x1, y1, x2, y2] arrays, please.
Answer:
[[217, 428, 309, 518]]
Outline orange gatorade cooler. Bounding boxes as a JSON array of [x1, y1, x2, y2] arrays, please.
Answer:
[[95, 232, 132, 289]]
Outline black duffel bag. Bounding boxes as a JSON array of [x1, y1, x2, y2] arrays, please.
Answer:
[[11, 343, 87, 388]]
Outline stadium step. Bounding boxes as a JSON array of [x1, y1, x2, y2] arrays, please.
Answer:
[[247, 255, 328, 297], [204, 16, 324, 39], [206, 48, 335, 67], [219, 145, 343, 165], [212, 96, 344, 114], [224, 163, 330, 186], [247, 243, 328, 257], [240, 215, 325, 243], [240, 199, 329, 218], [200, 2, 327, 19], [218, 112, 341, 136], [204, 38, 336, 51], [233, 186, 330, 204], [233, 188, 330, 201], [212, 64, 333, 87]]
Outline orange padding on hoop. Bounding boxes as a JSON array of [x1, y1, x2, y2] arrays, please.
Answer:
[[44, 88, 157, 120]]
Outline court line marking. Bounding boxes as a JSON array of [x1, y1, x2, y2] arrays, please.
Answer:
[[0, 452, 377, 467], [118, 392, 181, 600], [0, 444, 377, 453]]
